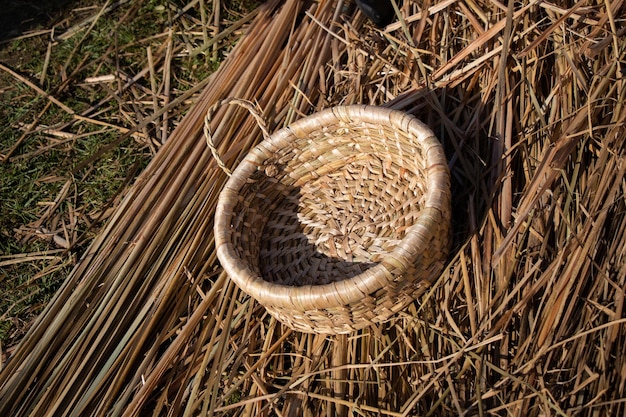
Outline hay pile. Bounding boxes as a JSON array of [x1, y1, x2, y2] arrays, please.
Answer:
[[1, 0, 625, 415]]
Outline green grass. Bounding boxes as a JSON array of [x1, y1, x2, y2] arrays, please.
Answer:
[[0, 0, 260, 347], [0, 112, 149, 343]]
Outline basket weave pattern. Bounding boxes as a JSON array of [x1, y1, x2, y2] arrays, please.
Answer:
[[215, 105, 451, 334]]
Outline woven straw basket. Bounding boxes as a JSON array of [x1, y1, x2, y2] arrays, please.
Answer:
[[214, 104, 451, 334]]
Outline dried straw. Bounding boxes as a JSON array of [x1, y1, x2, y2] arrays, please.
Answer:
[[1, 0, 625, 415]]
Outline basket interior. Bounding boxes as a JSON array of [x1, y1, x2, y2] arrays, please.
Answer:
[[229, 120, 429, 287]]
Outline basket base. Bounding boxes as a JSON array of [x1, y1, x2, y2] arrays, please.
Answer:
[[265, 279, 430, 334], [259, 188, 381, 287]]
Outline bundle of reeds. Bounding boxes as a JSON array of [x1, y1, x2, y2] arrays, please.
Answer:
[[1, 0, 625, 415]]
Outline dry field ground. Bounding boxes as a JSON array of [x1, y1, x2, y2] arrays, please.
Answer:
[[1, 0, 625, 415]]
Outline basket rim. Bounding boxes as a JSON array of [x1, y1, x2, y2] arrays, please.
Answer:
[[215, 104, 450, 312]]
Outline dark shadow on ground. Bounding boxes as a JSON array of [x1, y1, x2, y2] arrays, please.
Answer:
[[0, 0, 74, 43]]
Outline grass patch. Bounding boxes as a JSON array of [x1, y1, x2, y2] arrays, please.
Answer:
[[0, 0, 256, 346]]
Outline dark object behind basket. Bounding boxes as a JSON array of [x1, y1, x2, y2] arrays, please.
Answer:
[[355, 0, 395, 27]]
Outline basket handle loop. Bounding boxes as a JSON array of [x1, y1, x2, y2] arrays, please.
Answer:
[[203, 98, 270, 177]]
